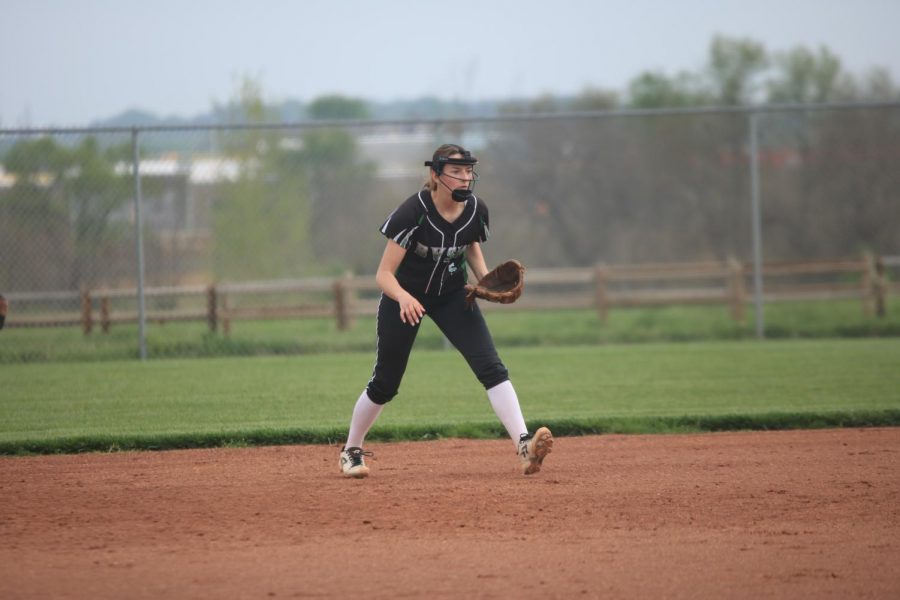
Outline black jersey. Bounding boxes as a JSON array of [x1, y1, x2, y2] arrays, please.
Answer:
[[379, 189, 490, 297]]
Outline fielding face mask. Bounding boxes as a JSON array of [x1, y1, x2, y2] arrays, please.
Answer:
[[425, 149, 479, 203]]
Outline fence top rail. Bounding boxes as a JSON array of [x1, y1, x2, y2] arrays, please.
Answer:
[[344, 276, 380, 291], [603, 260, 728, 271], [218, 277, 336, 294], [3, 290, 81, 302], [755, 261, 866, 275], [2, 101, 899, 136], [3, 256, 881, 301], [524, 268, 596, 284], [95, 285, 210, 298], [604, 263, 733, 278]]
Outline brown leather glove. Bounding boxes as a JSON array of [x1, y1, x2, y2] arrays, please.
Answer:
[[464, 260, 525, 308]]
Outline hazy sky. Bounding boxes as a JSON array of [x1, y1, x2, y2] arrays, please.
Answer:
[[2, 0, 899, 127]]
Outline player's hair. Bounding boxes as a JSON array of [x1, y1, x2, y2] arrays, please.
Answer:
[[423, 144, 469, 191]]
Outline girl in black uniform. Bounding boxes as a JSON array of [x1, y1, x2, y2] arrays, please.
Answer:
[[339, 144, 553, 478]]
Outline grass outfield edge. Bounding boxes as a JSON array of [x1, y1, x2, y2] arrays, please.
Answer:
[[3, 409, 900, 456]]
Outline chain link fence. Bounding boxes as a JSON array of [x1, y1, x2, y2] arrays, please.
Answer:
[[1, 103, 898, 354]]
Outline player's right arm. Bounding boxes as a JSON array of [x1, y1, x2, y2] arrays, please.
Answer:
[[375, 240, 425, 325]]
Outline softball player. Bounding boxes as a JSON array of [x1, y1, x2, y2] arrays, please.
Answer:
[[339, 144, 553, 478]]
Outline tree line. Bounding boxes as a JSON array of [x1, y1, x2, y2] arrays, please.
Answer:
[[482, 36, 899, 267], [1, 35, 897, 292]]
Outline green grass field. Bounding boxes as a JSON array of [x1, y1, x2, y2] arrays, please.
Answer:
[[2, 338, 898, 455], [2, 300, 899, 363]]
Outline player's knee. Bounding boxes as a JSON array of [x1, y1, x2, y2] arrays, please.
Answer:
[[477, 362, 509, 390], [365, 381, 397, 405]]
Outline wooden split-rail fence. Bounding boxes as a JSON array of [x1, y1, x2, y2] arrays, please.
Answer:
[[4, 256, 894, 335]]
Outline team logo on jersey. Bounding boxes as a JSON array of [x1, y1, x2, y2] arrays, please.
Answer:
[[414, 243, 469, 263]]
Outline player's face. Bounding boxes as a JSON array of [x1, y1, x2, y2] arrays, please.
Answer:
[[440, 156, 475, 190]]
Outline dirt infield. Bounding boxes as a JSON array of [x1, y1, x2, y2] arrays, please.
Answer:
[[1, 428, 899, 599]]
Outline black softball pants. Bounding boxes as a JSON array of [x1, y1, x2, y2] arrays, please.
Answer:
[[365, 288, 509, 405]]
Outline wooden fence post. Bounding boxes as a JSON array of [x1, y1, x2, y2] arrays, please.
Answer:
[[206, 285, 218, 333], [334, 278, 348, 331], [80, 289, 93, 335], [727, 257, 746, 323], [341, 271, 357, 329], [865, 254, 888, 318], [222, 293, 231, 336], [861, 256, 872, 317], [875, 256, 888, 318], [594, 265, 609, 324], [100, 297, 111, 334]]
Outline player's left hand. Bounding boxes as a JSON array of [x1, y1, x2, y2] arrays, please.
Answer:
[[464, 260, 525, 308]]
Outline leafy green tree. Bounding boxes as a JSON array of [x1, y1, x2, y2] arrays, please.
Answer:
[[844, 67, 900, 101], [302, 97, 376, 272], [0, 137, 72, 290], [0, 136, 131, 291], [307, 95, 370, 120], [706, 35, 769, 105], [212, 76, 314, 280], [570, 87, 619, 111], [628, 71, 712, 108], [212, 85, 381, 278], [66, 137, 133, 288], [498, 87, 617, 115], [767, 46, 842, 104], [3, 137, 71, 175], [622, 41, 768, 260]]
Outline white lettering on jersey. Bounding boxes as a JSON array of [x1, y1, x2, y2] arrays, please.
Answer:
[[415, 244, 469, 262]]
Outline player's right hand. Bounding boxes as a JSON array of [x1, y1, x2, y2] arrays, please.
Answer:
[[398, 292, 425, 326]]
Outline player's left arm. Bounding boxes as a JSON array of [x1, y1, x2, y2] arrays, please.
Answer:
[[466, 242, 489, 282]]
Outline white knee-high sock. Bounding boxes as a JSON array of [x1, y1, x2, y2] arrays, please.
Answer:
[[487, 380, 529, 447], [345, 390, 384, 449]]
